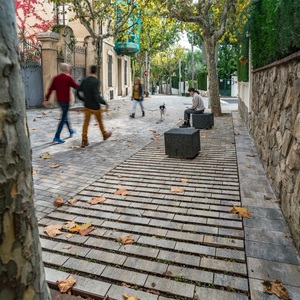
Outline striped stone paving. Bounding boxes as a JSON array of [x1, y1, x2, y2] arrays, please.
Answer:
[[38, 115, 250, 299]]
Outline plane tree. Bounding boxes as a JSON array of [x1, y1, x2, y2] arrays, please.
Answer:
[[0, 1, 51, 299], [159, 0, 250, 116]]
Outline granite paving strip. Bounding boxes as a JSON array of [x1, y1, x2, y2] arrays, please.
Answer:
[[233, 112, 300, 300], [37, 113, 250, 299]]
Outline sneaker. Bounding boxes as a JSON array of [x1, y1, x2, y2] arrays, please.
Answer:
[[53, 137, 65, 143], [70, 129, 76, 137], [103, 131, 112, 141], [81, 140, 89, 148]]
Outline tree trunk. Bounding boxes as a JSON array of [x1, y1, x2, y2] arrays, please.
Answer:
[[204, 38, 222, 116], [0, 2, 51, 299]]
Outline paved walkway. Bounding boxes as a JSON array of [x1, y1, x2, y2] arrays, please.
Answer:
[[27, 95, 300, 300]]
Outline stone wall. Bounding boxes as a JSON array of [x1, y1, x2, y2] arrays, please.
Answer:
[[249, 52, 300, 251]]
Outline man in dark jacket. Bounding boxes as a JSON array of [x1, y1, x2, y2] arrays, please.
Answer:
[[76, 65, 112, 148]]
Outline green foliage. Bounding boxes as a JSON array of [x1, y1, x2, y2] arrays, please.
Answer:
[[248, 0, 300, 68], [218, 43, 238, 78], [198, 72, 207, 90]]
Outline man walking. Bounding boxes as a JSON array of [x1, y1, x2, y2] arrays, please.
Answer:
[[76, 65, 112, 148], [43, 63, 78, 143]]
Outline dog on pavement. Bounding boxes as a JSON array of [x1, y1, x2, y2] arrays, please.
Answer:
[[159, 103, 166, 121]]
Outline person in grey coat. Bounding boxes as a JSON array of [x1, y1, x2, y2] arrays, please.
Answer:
[[180, 87, 205, 128]]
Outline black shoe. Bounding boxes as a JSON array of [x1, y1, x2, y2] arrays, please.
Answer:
[[130, 113, 135, 118], [142, 111, 145, 117]]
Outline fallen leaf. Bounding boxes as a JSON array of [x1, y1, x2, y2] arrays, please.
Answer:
[[68, 198, 78, 205], [246, 153, 257, 157], [246, 164, 252, 168], [32, 169, 37, 175], [118, 235, 135, 245], [55, 117, 61, 120], [151, 137, 158, 140], [230, 206, 251, 218], [54, 196, 64, 207], [88, 196, 106, 204], [70, 145, 80, 149], [80, 226, 95, 236], [149, 129, 156, 133], [181, 178, 189, 183], [69, 221, 92, 233], [31, 128, 37, 130], [262, 279, 290, 300], [200, 134, 207, 138], [42, 112, 46, 116], [57, 276, 76, 293], [114, 188, 129, 196], [234, 132, 240, 135], [44, 224, 63, 237], [66, 233, 73, 239], [40, 152, 52, 159], [123, 294, 139, 300], [171, 186, 185, 193], [264, 195, 272, 200], [50, 163, 60, 168], [63, 221, 76, 230], [121, 283, 132, 288], [33, 118, 37, 122]]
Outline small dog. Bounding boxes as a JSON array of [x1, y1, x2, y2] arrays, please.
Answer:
[[159, 103, 166, 121]]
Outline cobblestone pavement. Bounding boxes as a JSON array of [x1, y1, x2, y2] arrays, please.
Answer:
[[27, 95, 300, 300]]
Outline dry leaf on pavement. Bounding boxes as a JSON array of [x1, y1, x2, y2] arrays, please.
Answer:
[[171, 186, 185, 193], [40, 152, 52, 159], [66, 233, 73, 239], [54, 196, 64, 207], [230, 206, 251, 218], [88, 196, 106, 204], [246, 153, 257, 157], [262, 279, 290, 300], [32, 170, 37, 175], [44, 224, 63, 237], [79, 226, 95, 236], [50, 163, 60, 168], [68, 221, 92, 233], [246, 164, 252, 168], [63, 221, 76, 230], [57, 276, 76, 293], [68, 198, 78, 205], [114, 188, 129, 196], [123, 294, 139, 300], [181, 178, 189, 183], [118, 235, 135, 245]]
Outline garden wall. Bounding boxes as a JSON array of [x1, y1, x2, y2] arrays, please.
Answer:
[[249, 52, 300, 251]]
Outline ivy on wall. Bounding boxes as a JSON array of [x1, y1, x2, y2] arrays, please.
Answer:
[[249, 0, 300, 68]]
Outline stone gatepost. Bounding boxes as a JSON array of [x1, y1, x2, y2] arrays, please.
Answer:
[[37, 32, 60, 105], [84, 36, 95, 75]]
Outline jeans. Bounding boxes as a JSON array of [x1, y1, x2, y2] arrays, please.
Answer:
[[82, 107, 105, 141], [55, 101, 71, 139], [184, 109, 204, 121], [132, 99, 144, 114]]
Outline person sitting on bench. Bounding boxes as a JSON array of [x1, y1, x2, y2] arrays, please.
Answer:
[[180, 87, 205, 128]]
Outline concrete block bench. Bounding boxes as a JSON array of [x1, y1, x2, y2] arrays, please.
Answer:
[[192, 113, 214, 129], [164, 128, 200, 158]]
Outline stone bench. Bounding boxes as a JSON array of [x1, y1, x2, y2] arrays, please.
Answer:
[[164, 128, 200, 158], [192, 113, 214, 129]]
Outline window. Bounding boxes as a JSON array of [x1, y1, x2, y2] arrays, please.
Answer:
[[108, 54, 112, 87], [124, 60, 127, 85]]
